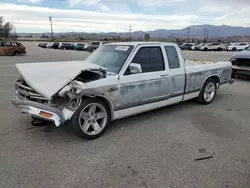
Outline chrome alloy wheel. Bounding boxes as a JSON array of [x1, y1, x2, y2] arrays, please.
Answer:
[[79, 103, 108, 135], [204, 82, 216, 102]]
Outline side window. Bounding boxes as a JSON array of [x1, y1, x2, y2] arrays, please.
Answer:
[[131, 47, 165, 73], [239, 43, 247, 46], [164, 46, 180, 69]]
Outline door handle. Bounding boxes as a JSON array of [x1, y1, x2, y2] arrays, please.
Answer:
[[160, 74, 168, 77]]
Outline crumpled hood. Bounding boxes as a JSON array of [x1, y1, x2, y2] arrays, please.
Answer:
[[16, 61, 104, 100]]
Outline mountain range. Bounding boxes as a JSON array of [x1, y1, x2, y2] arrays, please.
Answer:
[[18, 24, 250, 39]]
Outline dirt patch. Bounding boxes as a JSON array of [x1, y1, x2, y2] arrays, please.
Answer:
[[191, 112, 240, 139]]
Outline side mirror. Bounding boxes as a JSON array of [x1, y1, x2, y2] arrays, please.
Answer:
[[129, 63, 142, 74]]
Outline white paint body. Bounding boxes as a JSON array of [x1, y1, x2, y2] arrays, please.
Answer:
[[13, 42, 233, 126]]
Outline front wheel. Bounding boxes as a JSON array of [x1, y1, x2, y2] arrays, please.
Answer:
[[197, 78, 217, 105], [70, 98, 110, 140]]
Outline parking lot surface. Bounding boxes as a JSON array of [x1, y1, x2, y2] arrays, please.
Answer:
[[0, 42, 250, 188]]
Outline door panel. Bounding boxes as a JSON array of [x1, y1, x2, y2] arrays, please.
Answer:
[[0, 47, 7, 56], [118, 46, 170, 110], [119, 72, 170, 109]]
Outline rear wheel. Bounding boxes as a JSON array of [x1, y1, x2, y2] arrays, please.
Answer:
[[203, 48, 208, 51], [71, 98, 110, 140], [197, 78, 217, 105]]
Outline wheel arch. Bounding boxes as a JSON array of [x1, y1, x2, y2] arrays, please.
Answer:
[[200, 75, 220, 92]]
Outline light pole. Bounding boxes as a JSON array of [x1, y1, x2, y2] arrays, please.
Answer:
[[49, 16, 54, 41], [129, 26, 132, 41]]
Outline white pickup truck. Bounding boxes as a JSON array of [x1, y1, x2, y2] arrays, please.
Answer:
[[12, 42, 234, 139]]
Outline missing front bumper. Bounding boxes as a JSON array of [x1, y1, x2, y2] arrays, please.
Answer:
[[11, 99, 66, 126]]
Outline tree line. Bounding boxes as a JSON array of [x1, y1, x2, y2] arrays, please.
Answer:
[[0, 16, 17, 40]]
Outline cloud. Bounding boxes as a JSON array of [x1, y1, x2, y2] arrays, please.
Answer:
[[1, 0, 250, 33], [16, 0, 42, 4], [69, 0, 102, 6], [215, 7, 249, 20], [0, 3, 200, 32], [101, 5, 109, 11], [198, 0, 249, 13]]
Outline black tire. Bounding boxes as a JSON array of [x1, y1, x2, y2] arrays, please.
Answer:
[[203, 48, 208, 51], [197, 78, 217, 105], [232, 47, 237, 51], [217, 47, 222, 51], [13, 51, 19, 56], [91, 48, 96, 53], [70, 98, 111, 140]]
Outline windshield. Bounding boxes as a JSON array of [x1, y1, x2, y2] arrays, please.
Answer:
[[85, 45, 134, 74], [245, 47, 250, 51]]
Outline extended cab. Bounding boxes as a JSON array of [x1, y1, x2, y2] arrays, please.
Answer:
[[12, 42, 233, 140]]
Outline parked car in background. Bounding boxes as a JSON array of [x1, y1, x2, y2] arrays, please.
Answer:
[[84, 42, 89, 50], [46, 43, 52, 48], [0, 41, 26, 56], [191, 43, 206, 51], [12, 42, 233, 140], [227, 42, 249, 51], [87, 41, 104, 52], [38, 43, 48, 48], [230, 47, 250, 77], [200, 43, 225, 51], [50, 42, 60, 49], [177, 42, 183, 47], [179, 43, 194, 50], [58, 43, 74, 50], [74, 43, 87, 51]]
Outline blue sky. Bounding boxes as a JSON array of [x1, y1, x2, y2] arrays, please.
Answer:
[[0, 0, 249, 33]]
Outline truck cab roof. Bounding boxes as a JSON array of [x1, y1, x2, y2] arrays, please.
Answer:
[[103, 42, 177, 47]]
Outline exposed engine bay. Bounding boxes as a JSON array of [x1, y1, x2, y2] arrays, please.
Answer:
[[51, 69, 106, 110]]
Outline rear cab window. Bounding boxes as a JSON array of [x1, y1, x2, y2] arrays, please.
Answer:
[[164, 46, 180, 69]]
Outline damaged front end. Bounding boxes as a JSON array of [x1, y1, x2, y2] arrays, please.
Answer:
[[12, 68, 107, 127]]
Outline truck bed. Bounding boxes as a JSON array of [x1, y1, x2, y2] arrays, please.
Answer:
[[184, 60, 232, 93]]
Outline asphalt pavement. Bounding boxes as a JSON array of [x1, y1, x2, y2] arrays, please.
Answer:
[[0, 42, 250, 188]]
